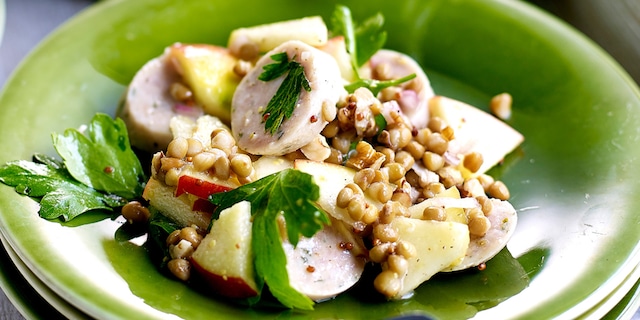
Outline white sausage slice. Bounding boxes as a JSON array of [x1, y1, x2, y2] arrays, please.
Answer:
[[117, 50, 203, 152], [231, 40, 343, 156], [283, 219, 366, 302], [368, 49, 434, 129], [445, 198, 518, 271]]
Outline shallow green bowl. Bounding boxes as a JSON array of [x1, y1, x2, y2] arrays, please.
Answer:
[[0, 0, 639, 319]]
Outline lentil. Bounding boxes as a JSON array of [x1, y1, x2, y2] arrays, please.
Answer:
[[490, 92, 512, 120], [168, 258, 191, 281], [180, 226, 203, 248], [476, 195, 493, 215], [463, 152, 484, 173], [387, 254, 409, 275], [374, 270, 402, 298], [425, 132, 449, 155], [488, 180, 510, 200], [169, 82, 193, 102], [186, 138, 204, 157], [192, 152, 216, 172], [394, 151, 415, 172], [373, 223, 399, 243], [166, 137, 188, 159], [422, 206, 446, 221], [369, 242, 393, 263], [396, 240, 417, 259], [230, 153, 253, 178], [422, 151, 444, 172], [121, 201, 151, 224]]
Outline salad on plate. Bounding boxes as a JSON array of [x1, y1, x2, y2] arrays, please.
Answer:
[[0, 5, 524, 311]]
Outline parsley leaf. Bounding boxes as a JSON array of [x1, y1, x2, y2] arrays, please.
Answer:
[[259, 52, 311, 135], [331, 5, 387, 71], [0, 154, 126, 221], [209, 168, 330, 310], [331, 6, 416, 95], [0, 113, 146, 221], [52, 113, 145, 199]]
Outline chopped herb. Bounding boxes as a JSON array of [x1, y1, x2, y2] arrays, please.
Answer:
[[374, 113, 388, 134], [259, 52, 311, 135], [209, 168, 330, 310]]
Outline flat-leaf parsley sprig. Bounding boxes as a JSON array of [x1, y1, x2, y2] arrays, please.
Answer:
[[0, 113, 146, 221], [258, 52, 311, 135]]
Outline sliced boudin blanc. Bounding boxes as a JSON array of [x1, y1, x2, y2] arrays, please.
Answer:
[[368, 49, 434, 129], [444, 198, 518, 271], [283, 217, 367, 302], [231, 40, 344, 156], [117, 49, 203, 152]]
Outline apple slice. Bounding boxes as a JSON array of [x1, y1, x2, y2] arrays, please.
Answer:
[[407, 186, 475, 224], [191, 200, 259, 299], [294, 159, 385, 227], [143, 177, 212, 230], [319, 36, 357, 82], [389, 217, 469, 299], [169, 44, 241, 123], [227, 16, 328, 59], [430, 96, 524, 176]]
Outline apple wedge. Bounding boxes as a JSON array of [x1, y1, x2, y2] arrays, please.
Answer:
[[389, 217, 470, 299], [227, 16, 328, 59], [407, 186, 476, 224], [430, 96, 524, 176], [169, 44, 241, 123], [319, 36, 357, 82], [294, 159, 385, 227], [190, 200, 259, 299]]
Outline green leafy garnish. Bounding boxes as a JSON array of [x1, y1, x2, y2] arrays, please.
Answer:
[[258, 52, 311, 135], [344, 73, 417, 96], [0, 154, 126, 221], [0, 113, 145, 221], [331, 5, 387, 71], [52, 113, 145, 199], [209, 168, 330, 310], [331, 6, 416, 95]]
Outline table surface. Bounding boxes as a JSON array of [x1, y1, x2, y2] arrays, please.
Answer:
[[0, 0, 639, 319]]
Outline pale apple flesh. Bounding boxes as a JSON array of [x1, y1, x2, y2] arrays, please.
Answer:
[[168, 44, 241, 123], [390, 217, 470, 299], [429, 95, 524, 176], [190, 201, 259, 299]]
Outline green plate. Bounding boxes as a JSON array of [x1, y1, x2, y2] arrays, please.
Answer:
[[0, 0, 639, 319], [0, 235, 89, 320]]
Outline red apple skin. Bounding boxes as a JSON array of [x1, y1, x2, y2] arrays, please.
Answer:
[[190, 257, 258, 299], [175, 175, 233, 199]]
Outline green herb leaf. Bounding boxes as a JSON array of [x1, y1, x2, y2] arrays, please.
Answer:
[[0, 158, 124, 221], [344, 73, 417, 96], [330, 5, 387, 70], [209, 168, 329, 310], [52, 113, 145, 199], [259, 53, 311, 135]]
